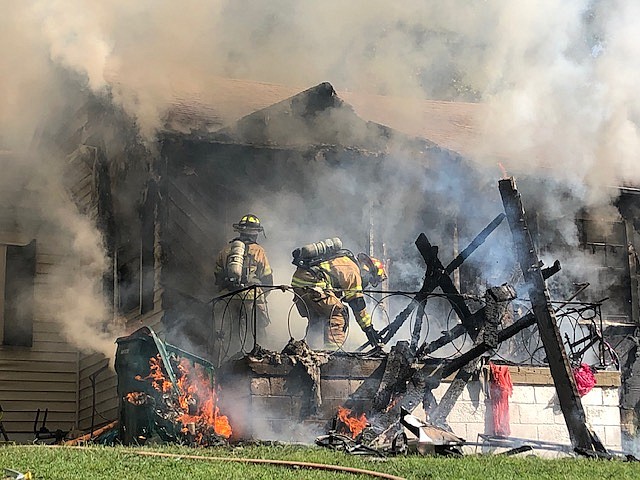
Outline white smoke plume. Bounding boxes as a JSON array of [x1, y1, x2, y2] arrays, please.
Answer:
[[2, 1, 639, 355]]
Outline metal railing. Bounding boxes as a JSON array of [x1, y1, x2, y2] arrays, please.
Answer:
[[210, 285, 619, 369]]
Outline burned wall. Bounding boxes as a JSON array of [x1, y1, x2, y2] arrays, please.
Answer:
[[217, 354, 385, 442], [157, 129, 486, 355], [217, 355, 622, 450]]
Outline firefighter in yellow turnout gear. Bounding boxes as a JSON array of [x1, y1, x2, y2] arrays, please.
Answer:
[[214, 214, 273, 361], [291, 238, 386, 350]]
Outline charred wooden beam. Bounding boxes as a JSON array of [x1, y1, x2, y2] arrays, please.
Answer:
[[366, 307, 541, 430], [410, 301, 427, 352], [371, 310, 538, 425], [481, 284, 517, 349], [445, 213, 506, 276], [499, 177, 594, 451], [437, 312, 537, 378], [431, 280, 585, 379], [372, 342, 413, 411], [415, 234, 474, 327], [369, 368, 435, 429], [359, 214, 506, 351], [418, 266, 559, 359], [427, 285, 515, 426], [364, 313, 536, 436], [417, 323, 468, 358]]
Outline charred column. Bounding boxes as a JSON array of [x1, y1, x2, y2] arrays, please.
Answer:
[[499, 177, 593, 451], [360, 214, 505, 351]]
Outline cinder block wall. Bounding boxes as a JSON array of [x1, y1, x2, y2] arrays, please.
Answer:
[[220, 359, 622, 450], [421, 366, 621, 451], [219, 356, 384, 443]]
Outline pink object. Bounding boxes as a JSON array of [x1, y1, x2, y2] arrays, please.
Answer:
[[489, 362, 513, 436], [573, 363, 597, 397]]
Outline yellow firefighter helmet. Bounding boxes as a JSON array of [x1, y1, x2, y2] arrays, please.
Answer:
[[233, 214, 264, 234]]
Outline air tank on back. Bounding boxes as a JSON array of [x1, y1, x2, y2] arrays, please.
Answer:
[[293, 237, 342, 262], [226, 240, 246, 285]]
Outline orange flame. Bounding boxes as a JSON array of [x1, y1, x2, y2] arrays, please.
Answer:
[[173, 358, 232, 440], [135, 356, 173, 393], [498, 162, 509, 179], [137, 354, 232, 441], [337, 406, 368, 439], [384, 395, 400, 413], [125, 392, 147, 406]]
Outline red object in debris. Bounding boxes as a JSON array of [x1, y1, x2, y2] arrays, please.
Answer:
[[573, 363, 597, 397], [489, 362, 513, 437]]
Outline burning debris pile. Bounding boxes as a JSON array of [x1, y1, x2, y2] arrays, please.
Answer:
[[318, 405, 464, 456], [116, 327, 231, 446], [313, 178, 627, 459], [111, 178, 629, 460]]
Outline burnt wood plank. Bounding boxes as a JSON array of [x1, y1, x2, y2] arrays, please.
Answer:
[[499, 177, 593, 451]]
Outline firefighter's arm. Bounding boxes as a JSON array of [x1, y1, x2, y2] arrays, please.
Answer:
[[342, 266, 371, 331], [261, 269, 274, 287], [258, 249, 274, 295], [347, 297, 370, 329], [347, 297, 382, 347], [343, 260, 381, 346], [294, 296, 309, 318]]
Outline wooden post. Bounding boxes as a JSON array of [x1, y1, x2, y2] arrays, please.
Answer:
[[499, 177, 593, 451]]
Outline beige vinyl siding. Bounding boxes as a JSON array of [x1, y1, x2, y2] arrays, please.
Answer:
[[77, 353, 117, 431], [163, 178, 218, 304], [156, 176, 219, 355], [67, 147, 121, 432], [0, 245, 80, 442]]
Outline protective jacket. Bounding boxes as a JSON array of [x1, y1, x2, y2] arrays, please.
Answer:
[[214, 239, 273, 295], [291, 254, 372, 349], [213, 238, 272, 363]]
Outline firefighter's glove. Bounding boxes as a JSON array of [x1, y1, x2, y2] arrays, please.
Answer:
[[364, 325, 383, 349]]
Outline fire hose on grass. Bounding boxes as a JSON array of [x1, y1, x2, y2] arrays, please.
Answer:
[[26, 445, 407, 480]]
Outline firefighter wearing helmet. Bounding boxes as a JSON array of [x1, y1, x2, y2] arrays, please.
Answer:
[[213, 214, 273, 360], [290, 237, 386, 350]]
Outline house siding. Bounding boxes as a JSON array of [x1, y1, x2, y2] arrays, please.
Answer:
[[66, 146, 120, 433], [0, 243, 80, 443], [158, 173, 219, 356]]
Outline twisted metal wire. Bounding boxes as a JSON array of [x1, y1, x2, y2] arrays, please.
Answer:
[[211, 286, 614, 368]]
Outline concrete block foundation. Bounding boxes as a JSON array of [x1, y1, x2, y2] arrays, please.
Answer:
[[218, 356, 622, 450]]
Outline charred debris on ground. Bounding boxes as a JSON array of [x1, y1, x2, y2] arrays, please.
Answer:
[[100, 178, 634, 461]]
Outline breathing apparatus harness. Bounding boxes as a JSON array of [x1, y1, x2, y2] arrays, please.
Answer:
[[225, 236, 258, 289], [291, 237, 361, 298]]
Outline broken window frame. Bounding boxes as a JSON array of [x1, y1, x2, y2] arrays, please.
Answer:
[[115, 192, 155, 316], [0, 239, 36, 347], [577, 217, 633, 324]]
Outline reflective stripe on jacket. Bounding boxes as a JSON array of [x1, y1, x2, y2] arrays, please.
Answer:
[[291, 255, 363, 302]]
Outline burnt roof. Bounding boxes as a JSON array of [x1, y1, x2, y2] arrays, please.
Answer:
[[163, 77, 482, 157], [207, 82, 412, 151]]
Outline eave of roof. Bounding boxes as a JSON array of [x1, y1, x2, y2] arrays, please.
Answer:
[[164, 76, 483, 157]]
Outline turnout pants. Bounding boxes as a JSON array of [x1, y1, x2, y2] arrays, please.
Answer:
[[293, 287, 348, 350]]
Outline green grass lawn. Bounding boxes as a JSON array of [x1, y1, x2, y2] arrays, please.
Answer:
[[1, 444, 640, 480]]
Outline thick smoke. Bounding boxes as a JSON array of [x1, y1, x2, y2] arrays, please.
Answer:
[[4, 2, 639, 182], [2, 2, 638, 362]]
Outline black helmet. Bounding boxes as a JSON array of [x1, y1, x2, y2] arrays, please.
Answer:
[[233, 214, 264, 234]]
